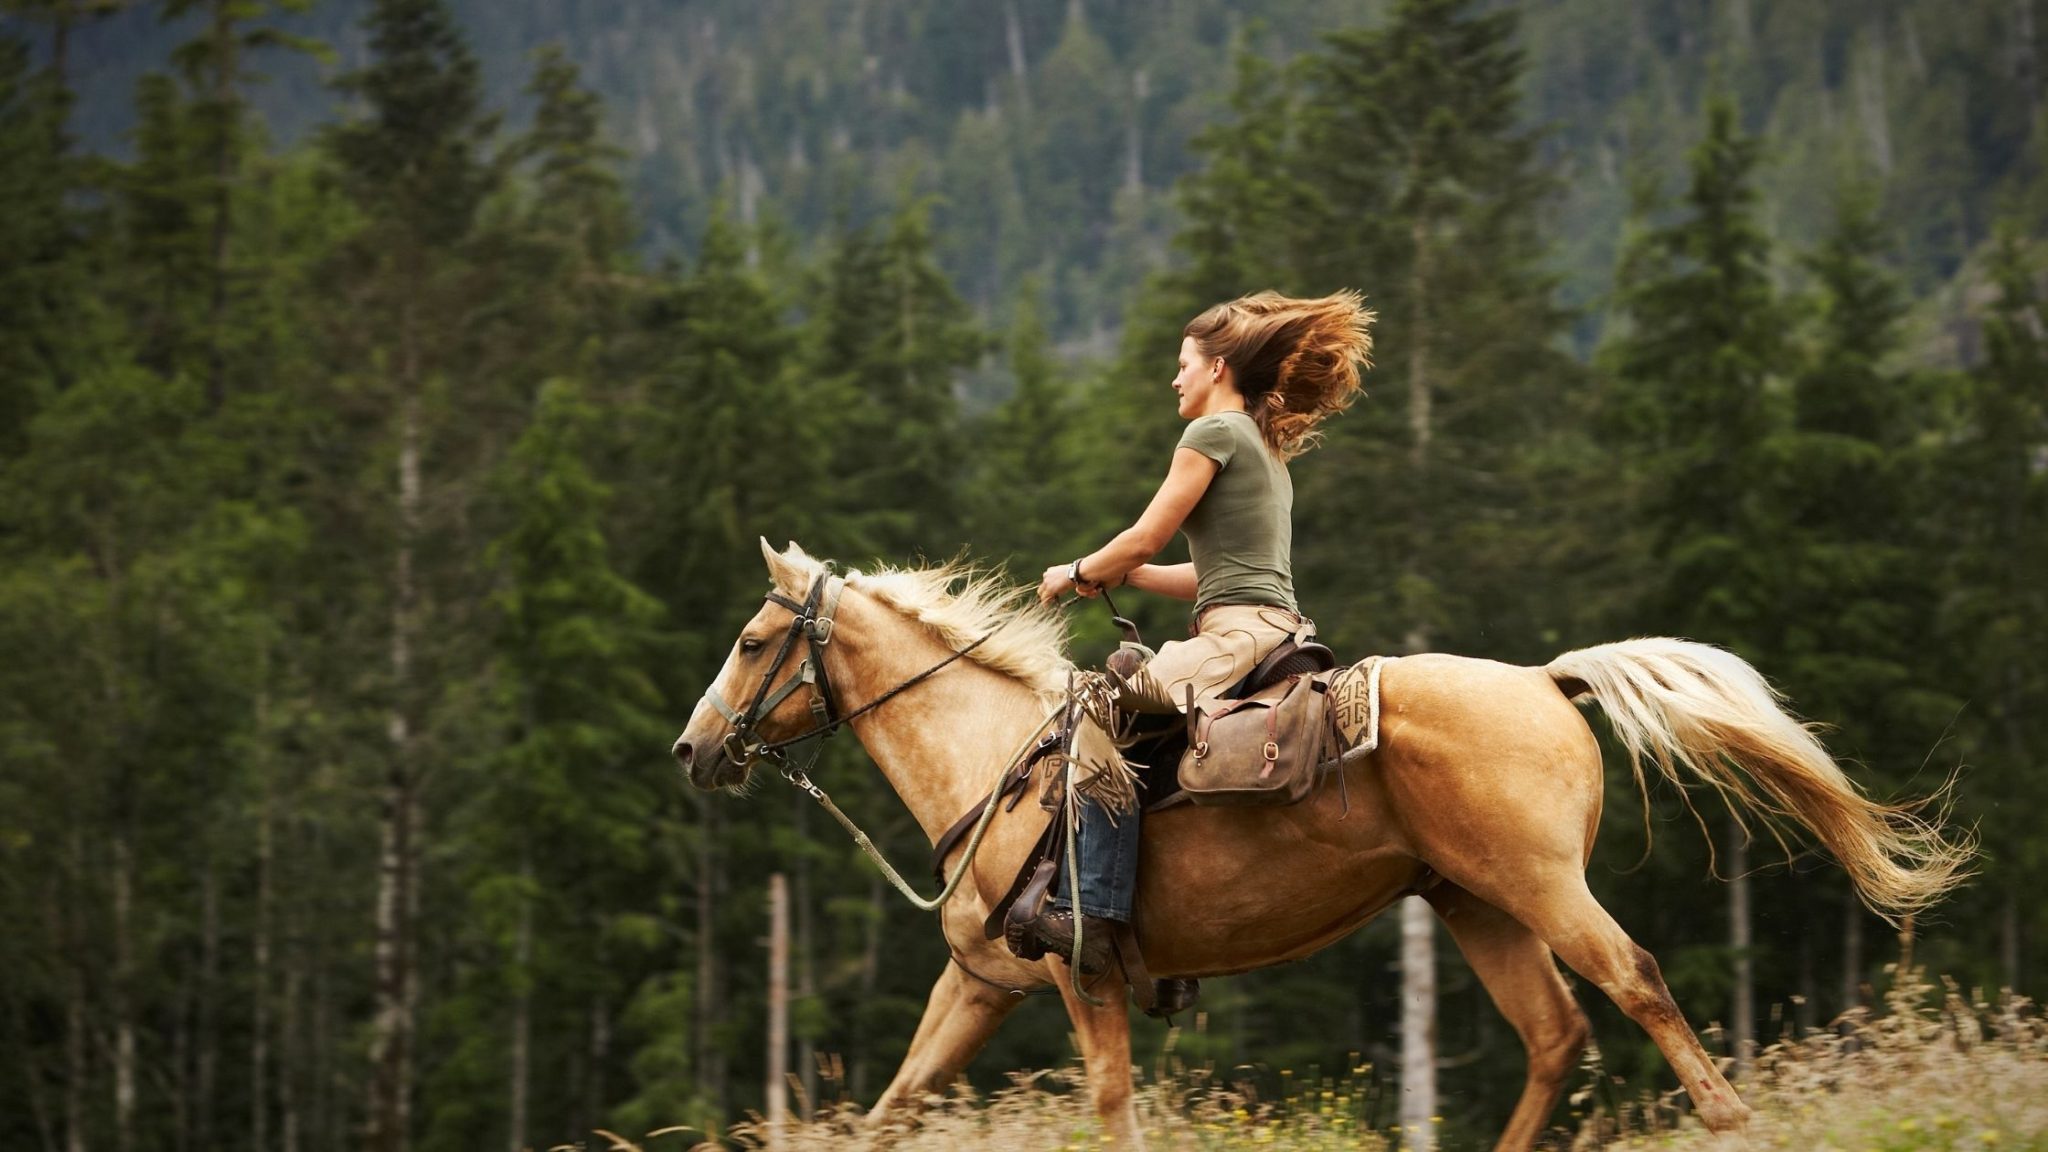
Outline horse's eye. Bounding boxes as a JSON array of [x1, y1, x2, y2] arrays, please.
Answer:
[[741, 638, 763, 654]]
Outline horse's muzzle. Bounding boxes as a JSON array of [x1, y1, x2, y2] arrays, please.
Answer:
[[674, 732, 747, 790]]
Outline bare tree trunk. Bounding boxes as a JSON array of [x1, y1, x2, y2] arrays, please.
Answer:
[[281, 948, 302, 1152], [66, 828, 88, 1152], [791, 798, 817, 1118], [1124, 68, 1147, 191], [850, 873, 884, 1102], [766, 874, 789, 1151], [112, 829, 136, 1152], [203, 0, 234, 410], [253, 699, 273, 1152], [2002, 886, 2021, 996], [1399, 897, 1437, 1151], [2017, 0, 2041, 132], [1728, 830, 1754, 1076], [584, 997, 609, 1134], [1004, 1, 1031, 113], [312, 956, 333, 1152], [507, 861, 533, 1152], [693, 798, 725, 1116], [368, 388, 423, 1152], [1840, 886, 1864, 1014], [198, 853, 220, 1152], [19, 890, 60, 1152]]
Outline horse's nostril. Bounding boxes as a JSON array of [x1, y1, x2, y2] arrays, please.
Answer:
[[672, 737, 694, 765]]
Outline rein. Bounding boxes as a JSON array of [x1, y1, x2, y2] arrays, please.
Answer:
[[705, 569, 1049, 912]]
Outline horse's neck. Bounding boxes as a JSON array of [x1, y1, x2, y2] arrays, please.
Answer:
[[830, 592, 1056, 842]]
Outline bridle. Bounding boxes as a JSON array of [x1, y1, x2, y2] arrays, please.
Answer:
[[702, 568, 845, 774], [701, 567, 1010, 795]]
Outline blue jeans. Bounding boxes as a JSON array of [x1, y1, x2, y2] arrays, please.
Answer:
[[1051, 793, 1138, 922]]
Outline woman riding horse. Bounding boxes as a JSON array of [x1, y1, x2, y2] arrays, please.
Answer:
[[1030, 289, 1374, 974]]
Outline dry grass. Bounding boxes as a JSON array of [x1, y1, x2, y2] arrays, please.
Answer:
[[576, 964, 2046, 1152], [1593, 964, 2047, 1152]]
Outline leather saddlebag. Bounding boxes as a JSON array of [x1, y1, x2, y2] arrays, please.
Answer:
[[1178, 672, 1340, 806]]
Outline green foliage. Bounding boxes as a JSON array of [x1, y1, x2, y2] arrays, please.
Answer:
[[4, 5, 2046, 1152]]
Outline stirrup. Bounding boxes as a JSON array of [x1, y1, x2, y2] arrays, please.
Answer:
[[1147, 977, 1200, 1019]]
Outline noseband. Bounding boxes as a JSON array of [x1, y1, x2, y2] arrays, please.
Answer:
[[703, 570, 845, 773]]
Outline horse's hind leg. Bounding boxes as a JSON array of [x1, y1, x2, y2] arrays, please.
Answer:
[[868, 961, 1021, 1128], [1425, 884, 1590, 1152], [1473, 873, 1752, 1134]]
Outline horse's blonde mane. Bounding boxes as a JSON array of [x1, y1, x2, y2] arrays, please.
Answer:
[[767, 543, 1073, 705]]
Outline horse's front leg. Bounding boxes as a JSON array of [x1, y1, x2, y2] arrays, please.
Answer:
[[1052, 960, 1144, 1148], [868, 959, 1022, 1129]]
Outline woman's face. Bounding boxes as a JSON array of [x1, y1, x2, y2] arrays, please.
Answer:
[[1172, 335, 1225, 419]]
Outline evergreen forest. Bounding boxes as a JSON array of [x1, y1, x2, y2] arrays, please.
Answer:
[[1, 1, 2044, 1150]]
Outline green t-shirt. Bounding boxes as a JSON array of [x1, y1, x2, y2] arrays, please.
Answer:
[[1176, 410, 1297, 613]]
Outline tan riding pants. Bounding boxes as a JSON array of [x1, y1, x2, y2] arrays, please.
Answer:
[[1117, 603, 1313, 714]]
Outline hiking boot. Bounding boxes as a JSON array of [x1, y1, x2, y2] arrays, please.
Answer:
[[1034, 909, 1117, 976]]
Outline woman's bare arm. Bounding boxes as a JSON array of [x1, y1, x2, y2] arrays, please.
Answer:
[[1122, 563, 1197, 600], [1038, 447, 1217, 601]]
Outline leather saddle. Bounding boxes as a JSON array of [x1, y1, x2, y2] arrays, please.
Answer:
[[927, 636, 1339, 1016]]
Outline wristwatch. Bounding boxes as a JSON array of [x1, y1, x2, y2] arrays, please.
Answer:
[[1067, 558, 1094, 589]]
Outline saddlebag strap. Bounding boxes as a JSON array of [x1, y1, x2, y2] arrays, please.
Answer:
[[930, 730, 1062, 883]]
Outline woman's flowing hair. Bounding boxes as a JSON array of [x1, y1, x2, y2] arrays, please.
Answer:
[[1184, 289, 1375, 460]]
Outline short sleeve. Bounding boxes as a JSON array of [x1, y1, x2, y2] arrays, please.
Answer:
[[1176, 414, 1238, 468]]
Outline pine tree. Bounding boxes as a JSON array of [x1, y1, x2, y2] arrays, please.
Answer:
[[808, 201, 986, 561], [1760, 194, 1951, 1011], [322, 3, 499, 1146], [162, 0, 324, 408], [963, 279, 1083, 571], [1609, 96, 1787, 1071], [422, 378, 665, 1152], [1939, 226, 2048, 997]]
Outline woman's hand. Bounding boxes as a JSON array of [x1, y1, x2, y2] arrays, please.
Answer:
[[1038, 564, 1099, 603]]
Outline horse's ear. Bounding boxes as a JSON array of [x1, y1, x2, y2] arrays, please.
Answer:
[[759, 536, 779, 571], [760, 537, 808, 589]]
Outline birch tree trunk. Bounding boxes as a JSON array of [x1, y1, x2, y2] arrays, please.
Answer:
[[1399, 897, 1438, 1151], [1840, 886, 1864, 1015], [112, 827, 136, 1152], [766, 874, 790, 1151], [368, 387, 423, 1152], [67, 827, 87, 1152], [1398, 202, 1438, 1152]]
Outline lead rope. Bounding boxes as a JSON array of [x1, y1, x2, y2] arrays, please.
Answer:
[[787, 707, 1061, 913]]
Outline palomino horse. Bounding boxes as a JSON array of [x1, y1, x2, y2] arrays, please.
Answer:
[[673, 541, 1970, 1151]]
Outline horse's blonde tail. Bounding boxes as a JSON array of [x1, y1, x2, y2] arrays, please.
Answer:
[[1546, 638, 1974, 922]]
